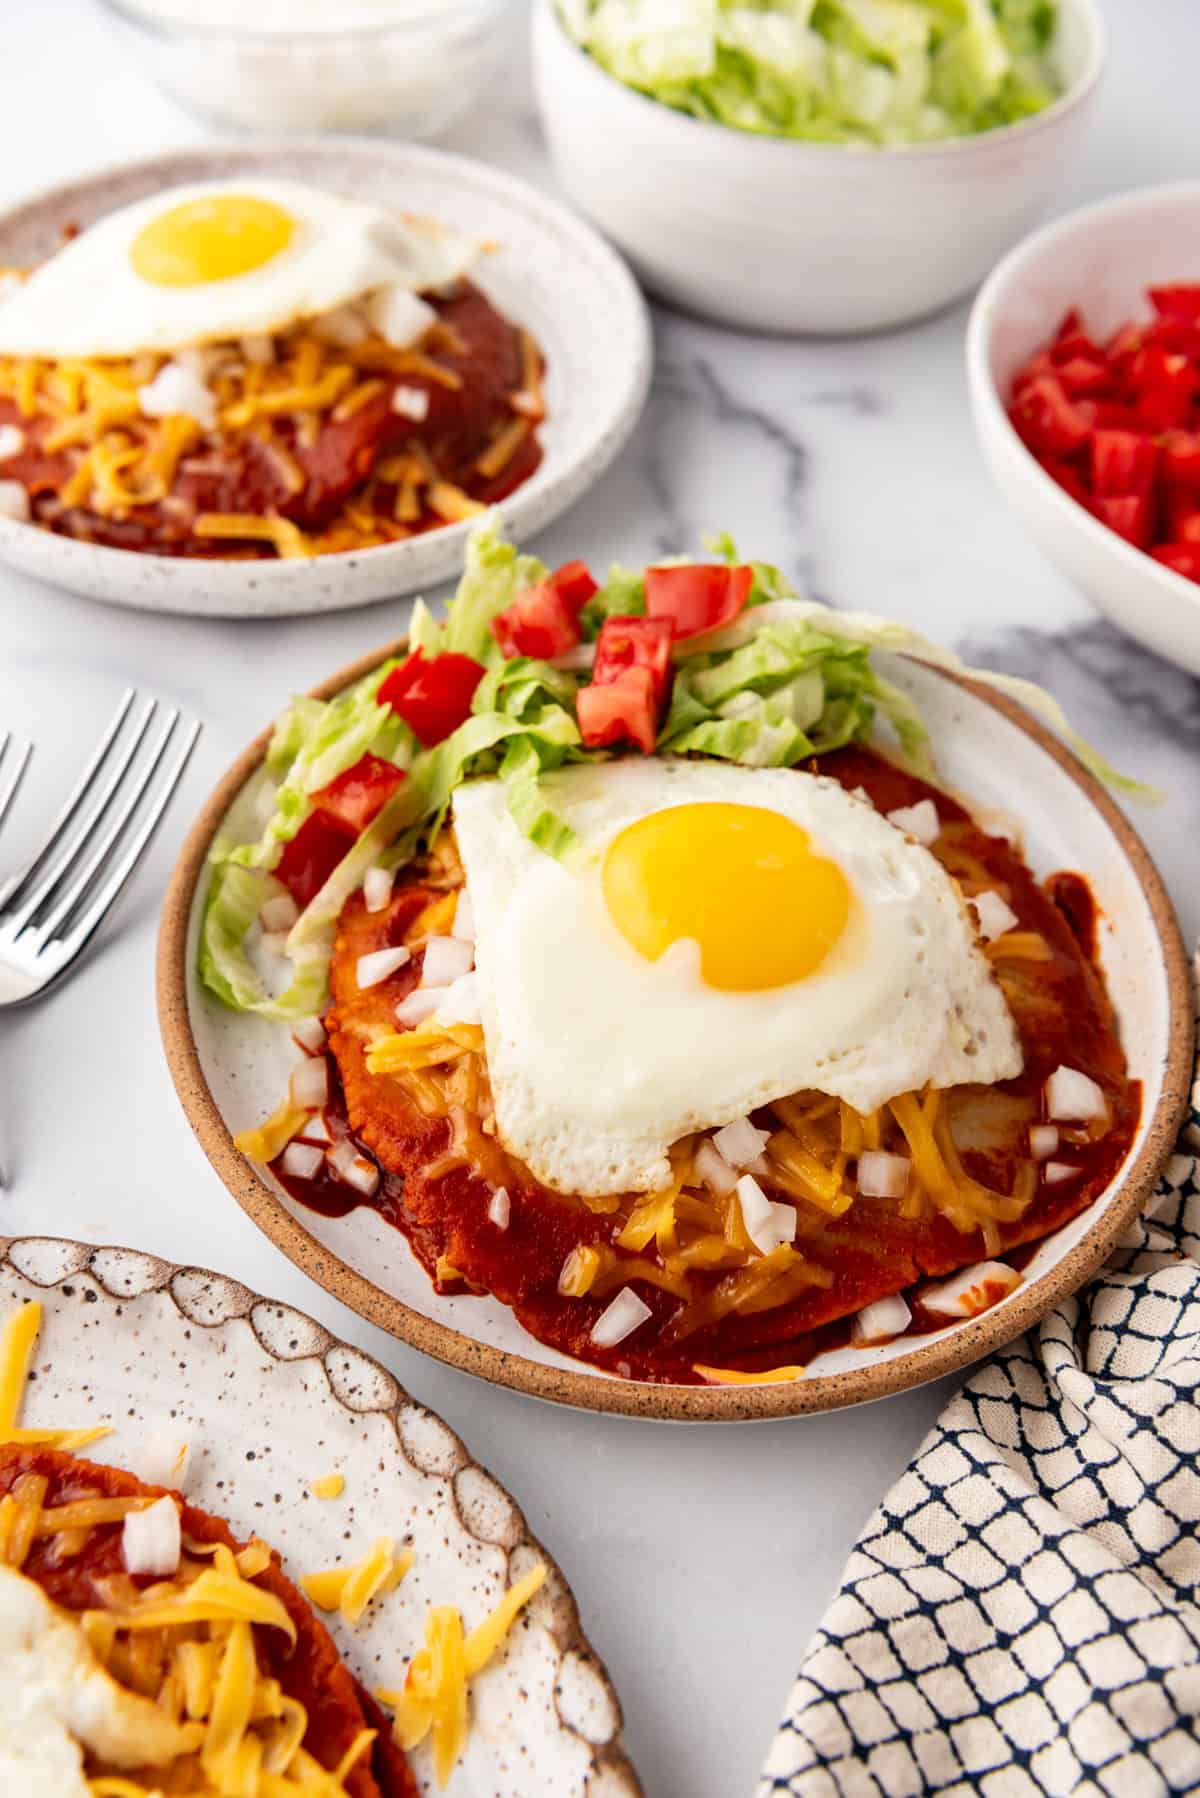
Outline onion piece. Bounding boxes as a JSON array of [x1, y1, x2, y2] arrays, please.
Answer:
[[356, 946, 412, 990], [292, 1015, 326, 1055], [422, 935, 474, 987], [395, 987, 446, 1028], [973, 890, 1019, 941], [0, 424, 24, 460], [434, 973, 481, 1026], [857, 1150, 910, 1199], [139, 1432, 191, 1492], [289, 1058, 329, 1110], [299, 1112, 332, 1146], [0, 481, 29, 523], [694, 1140, 738, 1196], [714, 1117, 771, 1170], [363, 866, 393, 913], [488, 1186, 510, 1230], [452, 888, 475, 943], [922, 1260, 1020, 1320], [1044, 1161, 1080, 1185], [1029, 1124, 1058, 1160], [885, 799, 939, 846], [259, 929, 291, 960], [282, 1141, 323, 1181], [1046, 1065, 1108, 1122], [735, 1175, 796, 1255], [590, 1287, 652, 1349], [327, 1139, 380, 1197], [366, 286, 437, 349], [123, 1496, 182, 1578], [260, 892, 299, 933], [138, 362, 217, 430], [392, 384, 430, 422], [851, 1294, 912, 1346]]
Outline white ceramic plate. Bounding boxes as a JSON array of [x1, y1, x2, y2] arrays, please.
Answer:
[[0, 140, 651, 618], [159, 653, 1192, 1421], [0, 1234, 640, 1798]]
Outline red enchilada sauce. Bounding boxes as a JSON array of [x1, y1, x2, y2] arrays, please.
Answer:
[[275, 746, 1139, 1384]]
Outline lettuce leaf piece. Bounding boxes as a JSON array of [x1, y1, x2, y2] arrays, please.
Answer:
[[440, 515, 548, 666], [579, 563, 647, 638], [198, 861, 332, 1021]]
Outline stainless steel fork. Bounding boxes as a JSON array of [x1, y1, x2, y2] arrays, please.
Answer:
[[0, 690, 201, 1009]]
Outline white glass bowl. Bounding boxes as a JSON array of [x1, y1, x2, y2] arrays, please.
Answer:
[[967, 181, 1200, 676], [532, 0, 1105, 336], [99, 0, 510, 138]]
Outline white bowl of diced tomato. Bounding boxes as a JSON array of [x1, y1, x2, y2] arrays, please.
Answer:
[[967, 182, 1200, 675]]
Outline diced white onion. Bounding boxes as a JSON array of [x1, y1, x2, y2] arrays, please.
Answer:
[[282, 1141, 324, 1181], [694, 1140, 738, 1196], [922, 1260, 1020, 1320], [365, 285, 436, 349], [259, 929, 291, 960], [240, 332, 275, 365], [139, 1432, 191, 1492], [299, 1112, 331, 1146], [1044, 1161, 1080, 1185], [395, 987, 446, 1028], [551, 643, 596, 673], [0, 480, 30, 523], [122, 1496, 181, 1578], [422, 935, 474, 987], [326, 1139, 380, 1197], [734, 1174, 796, 1255], [886, 799, 940, 846], [260, 892, 299, 933], [364, 866, 393, 913], [174, 345, 219, 382], [137, 362, 217, 430], [851, 1293, 912, 1346], [1046, 1065, 1108, 1122], [392, 384, 431, 422], [590, 1286, 652, 1349], [1029, 1124, 1059, 1160], [292, 1015, 326, 1055], [714, 1117, 771, 1170], [488, 1186, 511, 1230], [973, 890, 1019, 942], [313, 303, 368, 349], [0, 424, 23, 460], [857, 1150, 910, 1200], [356, 945, 412, 990], [434, 972, 481, 1026], [452, 888, 475, 943], [289, 1058, 329, 1109]]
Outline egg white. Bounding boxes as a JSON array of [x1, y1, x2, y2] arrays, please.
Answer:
[[451, 759, 1022, 1196], [0, 178, 480, 359]]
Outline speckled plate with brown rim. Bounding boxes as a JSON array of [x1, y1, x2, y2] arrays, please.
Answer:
[[156, 644, 1194, 1422], [0, 1234, 640, 1797]]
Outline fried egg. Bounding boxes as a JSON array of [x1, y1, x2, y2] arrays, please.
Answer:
[[0, 178, 479, 359], [451, 759, 1022, 1195]]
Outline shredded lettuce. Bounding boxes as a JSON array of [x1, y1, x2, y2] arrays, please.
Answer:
[[558, 0, 1061, 145]]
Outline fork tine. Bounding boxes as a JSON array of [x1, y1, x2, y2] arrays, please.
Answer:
[[48, 719, 201, 966], [3, 695, 156, 931], [0, 733, 32, 835], [32, 708, 182, 944]]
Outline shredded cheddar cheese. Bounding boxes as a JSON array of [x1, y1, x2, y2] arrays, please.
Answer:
[[309, 1471, 345, 1500], [0, 1302, 111, 1451], [693, 1363, 807, 1385], [301, 1535, 412, 1626], [233, 1097, 309, 1163]]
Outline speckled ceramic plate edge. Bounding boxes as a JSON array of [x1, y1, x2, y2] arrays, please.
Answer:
[[156, 645, 1194, 1422], [0, 1233, 642, 1798], [0, 138, 652, 618]]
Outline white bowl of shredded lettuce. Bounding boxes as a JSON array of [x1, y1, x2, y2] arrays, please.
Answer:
[[532, 0, 1104, 333]]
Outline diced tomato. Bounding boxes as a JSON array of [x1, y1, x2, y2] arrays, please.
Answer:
[[1041, 456, 1091, 509], [644, 564, 753, 640], [274, 812, 355, 909], [1092, 494, 1154, 550], [547, 559, 598, 612], [491, 580, 581, 660], [576, 666, 659, 754], [1011, 348, 1056, 395], [1161, 430, 1200, 490], [311, 753, 406, 836], [1149, 283, 1200, 323], [592, 615, 673, 705], [1090, 429, 1158, 498], [1152, 542, 1200, 582], [1128, 347, 1198, 430], [1164, 489, 1200, 541], [1009, 375, 1093, 458], [1143, 313, 1200, 358], [378, 649, 484, 747], [1105, 322, 1145, 367], [1056, 355, 1114, 397]]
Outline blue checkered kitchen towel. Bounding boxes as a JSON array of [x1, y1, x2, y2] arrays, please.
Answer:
[[759, 956, 1200, 1798]]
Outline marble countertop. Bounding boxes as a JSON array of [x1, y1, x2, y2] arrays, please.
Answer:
[[2, 4, 1199, 1795]]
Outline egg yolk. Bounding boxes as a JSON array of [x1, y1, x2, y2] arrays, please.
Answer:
[[130, 195, 295, 287], [602, 802, 851, 991]]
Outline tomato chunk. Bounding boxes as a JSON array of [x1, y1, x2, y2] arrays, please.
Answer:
[[644, 564, 753, 639], [592, 615, 673, 705], [1092, 494, 1154, 550], [548, 559, 598, 611], [311, 753, 406, 836], [1090, 430, 1158, 498], [1152, 543, 1200, 582], [378, 649, 484, 746], [1149, 283, 1200, 323], [1161, 431, 1200, 490], [491, 581, 581, 659], [1129, 347, 1198, 430], [1009, 375, 1093, 458], [274, 812, 355, 909], [577, 666, 659, 754]]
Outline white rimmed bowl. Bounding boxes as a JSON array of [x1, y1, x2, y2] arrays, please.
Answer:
[[157, 642, 1193, 1423], [531, 0, 1105, 336], [0, 139, 650, 618], [968, 181, 1200, 676]]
